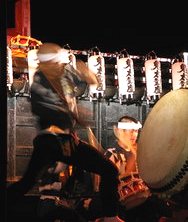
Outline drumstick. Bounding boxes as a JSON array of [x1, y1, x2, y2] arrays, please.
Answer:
[[87, 127, 104, 153]]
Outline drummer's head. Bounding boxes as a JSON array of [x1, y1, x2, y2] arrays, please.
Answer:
[[37, 42, 70, 65], [113, 115, 142, 147], [36, 42, 71, 78]]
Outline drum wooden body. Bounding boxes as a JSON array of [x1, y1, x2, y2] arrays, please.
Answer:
[[137, 89, 188, 198], [118, 172, 151, 209]]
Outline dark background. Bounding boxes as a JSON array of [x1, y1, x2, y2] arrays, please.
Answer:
[[28, 1, 188, 59], [7, 0, 188, 59]]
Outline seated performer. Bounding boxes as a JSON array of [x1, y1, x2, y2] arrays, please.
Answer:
[[78, 115, 172, 222], [7, 42, 124, 222]]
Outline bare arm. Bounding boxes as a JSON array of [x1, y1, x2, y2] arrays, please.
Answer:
[[75, 59, 99, 85]]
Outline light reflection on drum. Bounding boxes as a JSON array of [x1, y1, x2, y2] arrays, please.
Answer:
[[137, 88, 188, 199]]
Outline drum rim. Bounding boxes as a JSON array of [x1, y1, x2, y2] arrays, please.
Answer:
[[137, 88, 188, 197], [149, 159, 188, 198]]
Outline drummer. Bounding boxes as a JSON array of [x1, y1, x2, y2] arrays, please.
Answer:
[[77, 115, 141, 221], [105, 115, 141, 176], [77, 115, 172, 222]]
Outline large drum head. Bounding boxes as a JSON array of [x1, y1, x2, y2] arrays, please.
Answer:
[[137, 88, 188, 198]]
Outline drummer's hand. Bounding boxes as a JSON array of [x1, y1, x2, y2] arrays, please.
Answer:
[[83, 198, 92, 209], [76, 59, 98, 85]]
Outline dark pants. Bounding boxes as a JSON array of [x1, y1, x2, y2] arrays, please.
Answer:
[[62, 139, 120, 217], [7, 133, 120, 219], [75, 194, 173, 222], [37, 199, 86, 222]]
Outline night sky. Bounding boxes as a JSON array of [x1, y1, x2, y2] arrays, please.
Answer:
[[29, 1, 188, 59]]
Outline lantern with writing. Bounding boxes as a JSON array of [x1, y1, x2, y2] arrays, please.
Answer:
[[117, 56, 135, 103], [144, 58, 162, 101], [69, 52, 87, 97], [27, 49, 39, 87], [88, 54, 106, 99], [171, 60, 188, 90], [68, 52, 77, 69], [7, 46, 13, 91]]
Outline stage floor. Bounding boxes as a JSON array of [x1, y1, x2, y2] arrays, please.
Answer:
[[6, 195, 188, 222]]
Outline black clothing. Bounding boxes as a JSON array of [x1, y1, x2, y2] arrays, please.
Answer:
[[7, 131, 120, 218], [37, 198, 86, 222], [36, 160, 86, 222], [75, 144, 173, 221], [30, 66, 86, 131], [7, 62, 122, 220]]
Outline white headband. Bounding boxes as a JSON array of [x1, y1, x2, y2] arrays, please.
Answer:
[[37, 49, 70, 63], [117, 121, 142, 130]]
